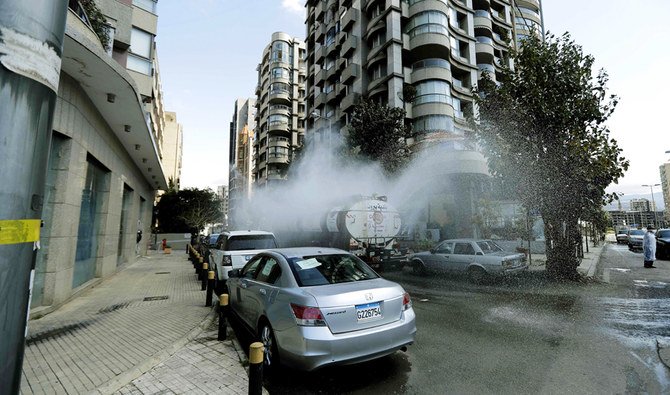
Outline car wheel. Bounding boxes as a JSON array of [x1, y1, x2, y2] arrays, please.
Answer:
[[259, 321, 279, 371], [412, 260, 426, 275], [468, 266, 488, 284]]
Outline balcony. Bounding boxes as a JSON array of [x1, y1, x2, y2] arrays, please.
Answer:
[[341, 8, 359, 30], [268, 89, 290, 104], [475, 37, 495, 62], [473, 10, 492, 30], [341, 63, 360, 84], [341, 92, 361, 111], [314, 92, 326, 108], [268, 121, 289, 134], [268, 137, 290, 149], [267, 152, 290, 165], [341, 35, 358, 57]]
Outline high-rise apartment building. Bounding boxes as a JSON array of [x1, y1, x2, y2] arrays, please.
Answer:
[[304, 0, 543, 238], [228, 98, 257, 226], [253, 32, 307, 189]]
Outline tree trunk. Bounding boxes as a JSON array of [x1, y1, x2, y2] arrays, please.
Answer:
[[544, 214, 581, 281]]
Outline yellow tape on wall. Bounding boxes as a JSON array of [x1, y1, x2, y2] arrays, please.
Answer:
[[0, 219, 41, 245]]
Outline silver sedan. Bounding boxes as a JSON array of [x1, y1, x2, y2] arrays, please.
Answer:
[[226, 247, 417, 371]]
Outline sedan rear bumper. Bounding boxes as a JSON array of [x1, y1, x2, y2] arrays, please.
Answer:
[[275, 308, 417, 371]]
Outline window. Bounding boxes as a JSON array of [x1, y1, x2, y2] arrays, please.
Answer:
[[370, 63, 387, 80], [412, 58, 450, 71], [272, 41, 290, 62], [256, 258, 282, 284], [268, 114, 289, 125], [436, 242, 453, 254], [271, 67, 290, 79], [128, 27, 153, 75], [413, 114, 455, 134], [371, 31, 385, 48], [405, 10, 449, 37], [241, 256, 264, 279], [288, 254, 379, 286], [454, 242, 475, 255], [413, 80, 452, 105], [133, 0, 157, 13]]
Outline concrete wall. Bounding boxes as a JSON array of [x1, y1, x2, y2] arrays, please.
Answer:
[[33, 73, 155, 313]]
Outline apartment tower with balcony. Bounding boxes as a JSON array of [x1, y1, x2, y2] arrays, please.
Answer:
[[253, 32, 307, 189], [305, 0, 543, 238]]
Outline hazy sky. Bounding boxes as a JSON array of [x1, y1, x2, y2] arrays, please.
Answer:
[[156, 0, 669, 201]]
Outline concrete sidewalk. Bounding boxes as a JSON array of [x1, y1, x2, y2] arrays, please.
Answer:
[[21, 250, 251, 394]]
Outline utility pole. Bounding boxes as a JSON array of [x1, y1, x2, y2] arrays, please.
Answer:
[[642, 183, 660, 227], [0, 1, 68, 393]]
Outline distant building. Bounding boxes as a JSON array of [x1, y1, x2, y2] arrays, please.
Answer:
[[630, 198, 651, 212], [163, 112, 184, 189], [253, 32, 307, 189], [661, 162, 670, 225], [228, 98, 257, 227], [217, 185, 229, 228], [608, 210, 666, 229]]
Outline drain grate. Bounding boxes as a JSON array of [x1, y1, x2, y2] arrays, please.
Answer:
[[98, 302, 131, 314], [155, 272, 170, 275], [143, 295, 169, 302]]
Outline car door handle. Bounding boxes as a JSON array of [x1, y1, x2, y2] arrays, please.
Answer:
[[240, 281, 248, 289], [259, 288, 266, 295]]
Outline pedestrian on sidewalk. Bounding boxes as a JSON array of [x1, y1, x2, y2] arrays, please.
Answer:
[[643, 225, 657, 268]]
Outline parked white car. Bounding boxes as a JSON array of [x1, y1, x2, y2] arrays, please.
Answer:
[[209, 230, 278, 293], [409, 239, 528, 283]]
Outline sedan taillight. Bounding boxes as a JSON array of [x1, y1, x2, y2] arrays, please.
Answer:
[[290, 303, 326, 326], [402, 292, 412, 311], [222, 256, 232, 266]]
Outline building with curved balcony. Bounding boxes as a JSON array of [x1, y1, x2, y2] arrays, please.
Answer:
[[305, 0, 543, 239], [252, 32, 307, 190]]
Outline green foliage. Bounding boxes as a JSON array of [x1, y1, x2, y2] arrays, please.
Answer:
[[155, 188, 223, 233], [80, 0, 110, 50], [347, 98, 412, 175], [470, 32, 628, 280]]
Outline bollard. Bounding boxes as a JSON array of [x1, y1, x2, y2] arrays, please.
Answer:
[[195, 255, 202, 273], [206, 270, 215, 306], [248, 342, 264, 395], [218, 294, 228, 341], [201, 262, 208, 290]]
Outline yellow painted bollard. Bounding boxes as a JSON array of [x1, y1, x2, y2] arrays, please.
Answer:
[[218, 294, 228, 341], [201, 262, 208, 290], [206, 270, 215, 306], [249, 342, 265, 395]]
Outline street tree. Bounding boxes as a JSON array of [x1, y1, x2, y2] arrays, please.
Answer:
[[347, 98, 412, 175], [470, 32, 628, 280], [155, 188, 223, 234]]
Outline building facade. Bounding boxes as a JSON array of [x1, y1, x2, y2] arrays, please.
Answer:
[[253, 32, 307, 189], [304, 0, 543, 238], [630, 198, 651, 213], [228, 98, 257, 227], [30, 0, 167, 314], [162, 111, 184, 189]]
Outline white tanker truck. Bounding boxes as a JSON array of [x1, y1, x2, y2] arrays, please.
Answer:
[[278, 195, 408, 271]]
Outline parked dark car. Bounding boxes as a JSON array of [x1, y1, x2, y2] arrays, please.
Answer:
[[656, 229, 670, 260]]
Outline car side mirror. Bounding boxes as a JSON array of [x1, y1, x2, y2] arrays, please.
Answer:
[[430, 248, 436, 254], [228, 269, 240, 278], [476, 252, 484, 256]]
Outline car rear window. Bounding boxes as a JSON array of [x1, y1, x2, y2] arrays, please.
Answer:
[[288, 254, 379, 286], [476, 241, 504, 254], [223, 235, 277, 250], [628, 230, 645, 236]]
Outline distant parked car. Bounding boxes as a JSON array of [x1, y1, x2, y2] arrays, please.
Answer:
[[226, 247, 416, 371], [627, 229, 646, 251], [615, 230, 629, 244], [409, 239, 528, 283], [207, 233, 220, 248], [656, 229, 670, 260], [209, 230, 278, 293]]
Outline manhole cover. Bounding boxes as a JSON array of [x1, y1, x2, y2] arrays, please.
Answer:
[[155, 272, 170, 274], [143, 296, 169, 301]]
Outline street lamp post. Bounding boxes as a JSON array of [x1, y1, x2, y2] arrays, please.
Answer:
[[642, 183, 660, 227]]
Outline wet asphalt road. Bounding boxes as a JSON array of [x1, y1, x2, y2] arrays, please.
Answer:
[[232, 245, 670, 394]]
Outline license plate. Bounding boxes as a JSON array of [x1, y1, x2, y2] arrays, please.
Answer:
[[356, 302, 382, 322]]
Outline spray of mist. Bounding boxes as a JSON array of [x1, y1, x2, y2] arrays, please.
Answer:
[[232, 130, 467, 237]]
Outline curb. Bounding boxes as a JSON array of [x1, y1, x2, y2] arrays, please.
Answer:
[[92, 305, 219, 395]]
